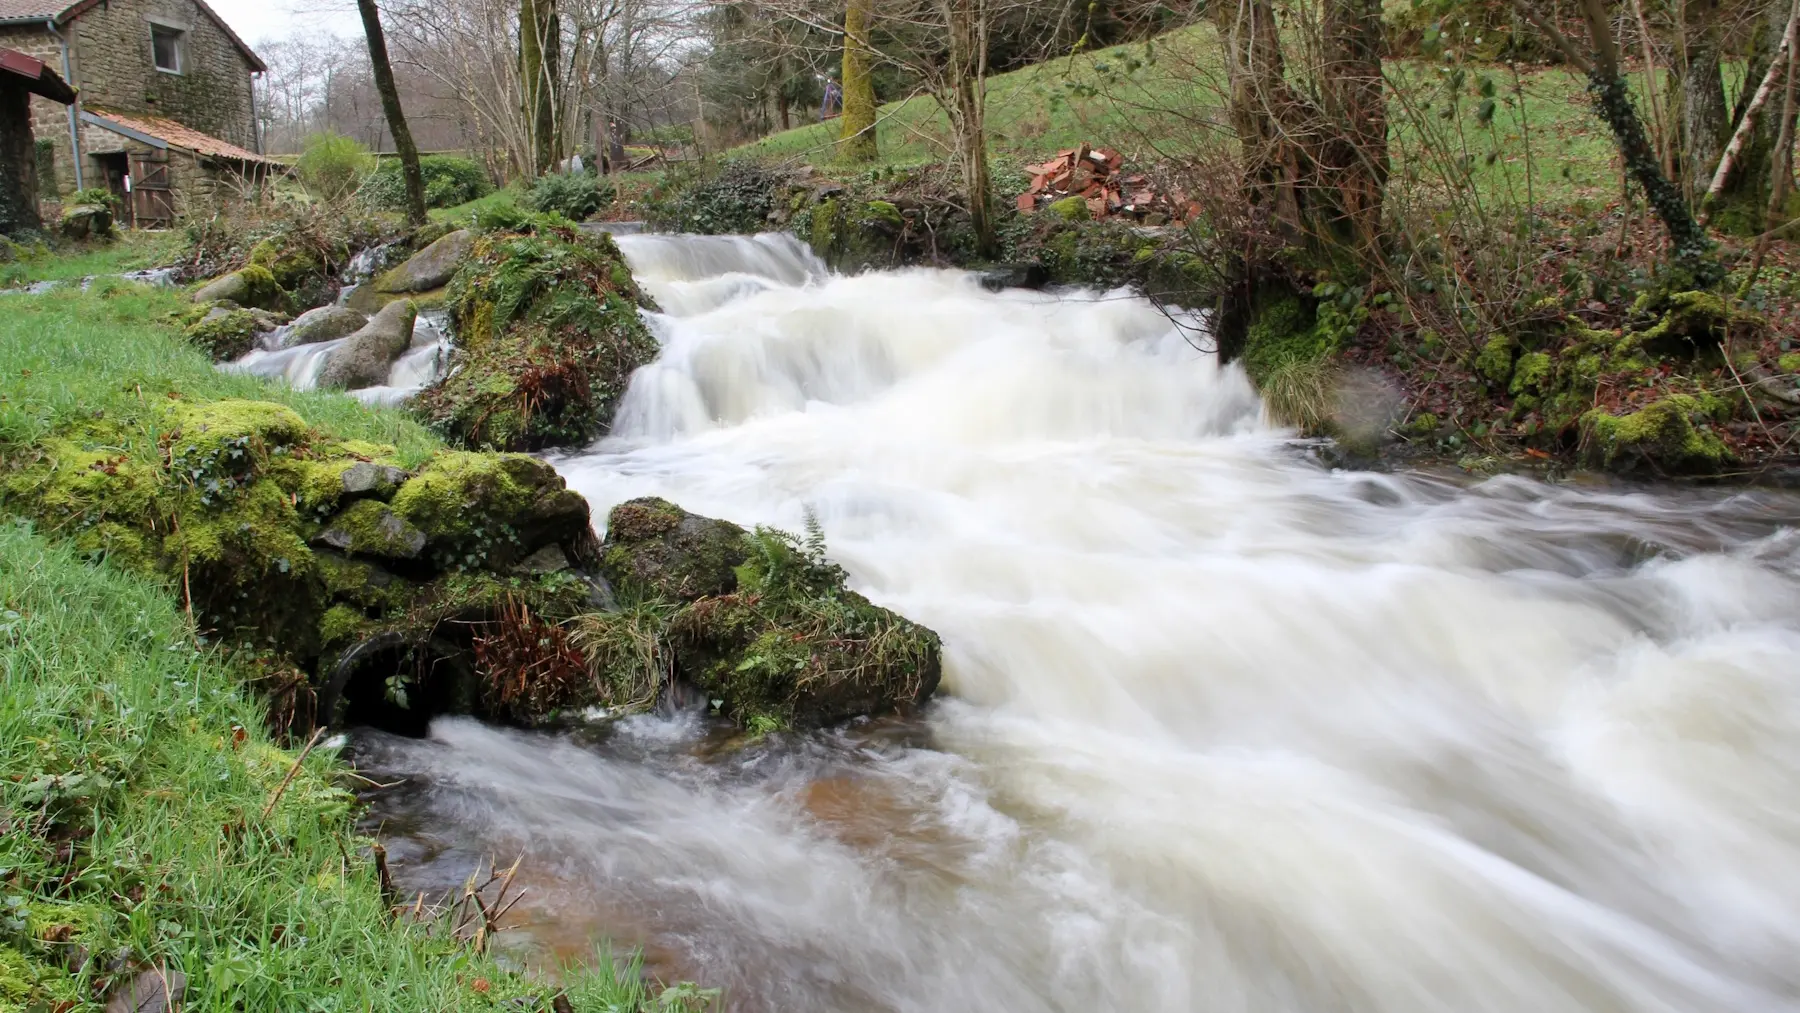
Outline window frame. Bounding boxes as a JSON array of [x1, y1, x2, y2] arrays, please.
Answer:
[[148, 21, 186, 75]]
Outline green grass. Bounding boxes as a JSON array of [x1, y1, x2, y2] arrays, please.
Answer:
[[0, 283, 441, 465], [730, 23, 1660, 209], [430, 185, 525, 224], [0, 273, 714, 1010], [1, 231, 187, 289]]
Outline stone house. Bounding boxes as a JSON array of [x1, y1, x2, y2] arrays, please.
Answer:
[[0, 0, 270, 226]]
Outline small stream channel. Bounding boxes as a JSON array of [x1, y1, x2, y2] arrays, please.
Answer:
[[351, 233, 1800, 1012]]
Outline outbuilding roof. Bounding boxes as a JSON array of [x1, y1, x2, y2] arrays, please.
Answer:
[[83, 107, 272, 164]]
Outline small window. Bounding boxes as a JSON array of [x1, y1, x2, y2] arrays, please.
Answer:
[[151, 24, 183, 74]]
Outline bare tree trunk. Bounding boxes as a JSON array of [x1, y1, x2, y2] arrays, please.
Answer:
[[1680, 0, 1730, 190], [839, 0, 879, 161], [1319, 0, 1388, 252], [520, 0, 560, 174], [356, 0, 426, 225], [1213, 0, 1308, 237]]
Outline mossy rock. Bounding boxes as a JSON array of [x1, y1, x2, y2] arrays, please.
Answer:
[[589, 499, 942, 728], [1, 395, 603, 704], [1474, 335, 1518, 387], [598, 497, 750, 600], [1627, 289, 1764, 358], [1509, 351, 1553, 395], [391, 451, 595, 570], [1579, 394, 1733, 475], [192, 265, 289, 313], [416, 222, 657, 450], [1047, 195, 1090, 222], [248, 237, 327, 307], [183, 304, 281, 360]]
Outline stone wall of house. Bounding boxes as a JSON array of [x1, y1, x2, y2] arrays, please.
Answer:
[[68, 0, 256, 145], [3, 0, 257, 198]]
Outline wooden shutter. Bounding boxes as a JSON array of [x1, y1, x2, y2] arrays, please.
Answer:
[[130, 151, 173, 227]]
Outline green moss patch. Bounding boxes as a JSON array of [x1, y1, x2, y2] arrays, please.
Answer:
[[1580, 394, 1733, 475]]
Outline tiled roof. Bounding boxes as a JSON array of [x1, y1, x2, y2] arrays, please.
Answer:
[[1, 46, 76, 102], [0, 0, 264, 73], [86, 108, 272, 164], [0, 0, 71, 22]]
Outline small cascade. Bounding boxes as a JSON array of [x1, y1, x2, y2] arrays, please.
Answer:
[[613, 233, 828, 316], [222, 338, 347, 390], [223, 307, 454, 402], [335, 241, 401, 308]]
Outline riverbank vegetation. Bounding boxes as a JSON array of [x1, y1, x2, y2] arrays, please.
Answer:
[[0, 279, 740, 1009]]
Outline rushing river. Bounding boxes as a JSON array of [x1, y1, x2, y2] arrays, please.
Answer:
[[353, 233, 1800, 1013]]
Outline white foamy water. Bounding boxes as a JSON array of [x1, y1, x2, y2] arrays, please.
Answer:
[[355, 233, 1800, 1013], [224, 308, 452, 399]]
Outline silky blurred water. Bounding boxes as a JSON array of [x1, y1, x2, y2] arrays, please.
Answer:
[[355, 233, 1800, 1013]]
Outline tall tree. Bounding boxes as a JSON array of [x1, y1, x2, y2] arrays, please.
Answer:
[[356, 0, 427, 225], [839, 0, 879, 161], [521, 0, 562, 174], [1679, 0, 1730, 191], [1319, 0, 1388, 253], [938, 0, 993, 250]]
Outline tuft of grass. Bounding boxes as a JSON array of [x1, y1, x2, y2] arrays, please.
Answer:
[[1258, 355, 1337, 434], [569, 600, 677, 713]]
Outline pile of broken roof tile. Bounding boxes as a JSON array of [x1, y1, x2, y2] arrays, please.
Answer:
[[1015, 144, 1197, 225]]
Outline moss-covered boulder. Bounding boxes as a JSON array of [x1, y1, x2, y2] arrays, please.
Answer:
[[390, 451, 596, 571], [1579, 394, 1733, 475], [1626, 289, 1764, 358], [59, 203, 112, 240], [183, 304, 286, 360], [192, 265, 289, 313], [375, 228, 473, 294], [599, 496, 750, 599], [283, 305, 368, 347], [0, 396, 607, 721], [590, 498, 942, 729], [415, 219, 658, 450], [317, 299, 415, 390]]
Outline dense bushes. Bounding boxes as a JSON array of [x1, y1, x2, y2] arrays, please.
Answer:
[[644, 160, 782, 233], [295, 132, 375, 203], [361, 155, 493, 211], [520, 172, 617, 221]]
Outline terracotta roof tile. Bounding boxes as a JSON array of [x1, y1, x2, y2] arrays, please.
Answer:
[[86, 108, 272, 164], [0, 0, 73, 22]]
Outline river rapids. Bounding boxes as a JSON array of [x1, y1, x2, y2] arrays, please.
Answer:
[[353, 233, 1800, 1013]]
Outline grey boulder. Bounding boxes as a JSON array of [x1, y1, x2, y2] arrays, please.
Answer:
[[317, 300, 416, 389], [375, 229, 472, 294], [283, 305, 368, 347]]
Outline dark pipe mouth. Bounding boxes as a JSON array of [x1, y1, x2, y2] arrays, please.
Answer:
[[319, 632, 476, 738]]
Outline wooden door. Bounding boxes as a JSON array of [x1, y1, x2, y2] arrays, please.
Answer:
[[129, 151, 173, 227]]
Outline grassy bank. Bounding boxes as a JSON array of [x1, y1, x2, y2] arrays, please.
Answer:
[[0, 279, 707, 1010], [1, 232, 187, 289], [731, 23, 1677, 209]]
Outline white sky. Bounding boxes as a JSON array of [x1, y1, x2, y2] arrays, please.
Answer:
[[206, 0, 364, 51]]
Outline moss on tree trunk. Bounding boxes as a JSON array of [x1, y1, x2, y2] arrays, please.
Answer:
[[839, 0, 879, 163]]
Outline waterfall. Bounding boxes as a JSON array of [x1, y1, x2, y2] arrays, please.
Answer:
[[223, 308, 453, 400], [354, 232, 1800, 1013]]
